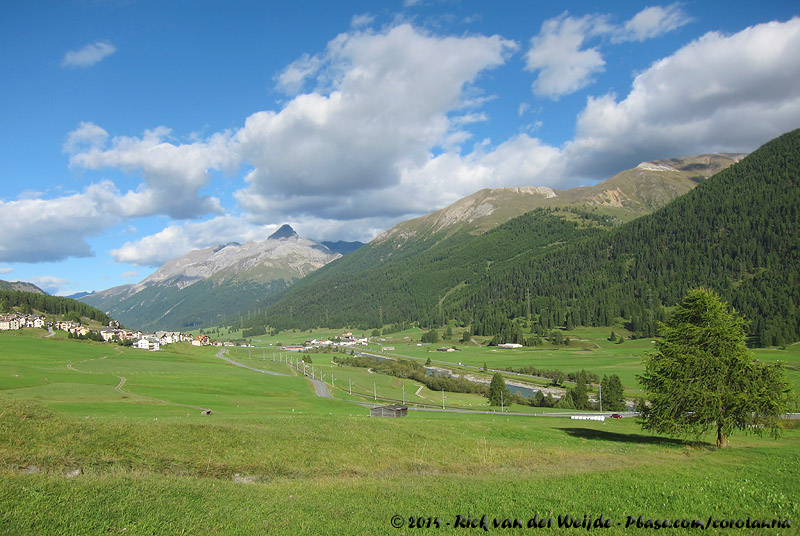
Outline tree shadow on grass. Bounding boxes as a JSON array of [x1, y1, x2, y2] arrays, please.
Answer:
[[558, 427, 714, 450]]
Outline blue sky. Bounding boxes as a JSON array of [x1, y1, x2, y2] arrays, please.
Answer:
[[1, 0, 799, 295]]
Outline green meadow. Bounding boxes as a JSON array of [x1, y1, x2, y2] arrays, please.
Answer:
[[237, 325, 800, 398], [1, 329, 798, 535]]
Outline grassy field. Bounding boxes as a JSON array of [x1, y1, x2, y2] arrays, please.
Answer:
[[236, 325, 800, 400], [2, 329, 798, 535]]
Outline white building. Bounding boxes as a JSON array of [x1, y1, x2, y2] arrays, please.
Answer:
[[136, 338, 160, 351], [0, 315, 20, 331]]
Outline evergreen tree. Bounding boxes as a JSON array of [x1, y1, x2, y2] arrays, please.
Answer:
[[444, 325, 453, 340], [421, 329, 439, 343], [556, 391, 575, 409], [600, 374, 625, 411], [571, 370, 590, 410], [638, 289, 794, 448], [488, 373, 510, 407]]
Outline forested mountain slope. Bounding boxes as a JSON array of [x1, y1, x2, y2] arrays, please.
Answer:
[[252, 130, 798, 344], [243, 153, 746, 332], [444, 128, 800, 345]]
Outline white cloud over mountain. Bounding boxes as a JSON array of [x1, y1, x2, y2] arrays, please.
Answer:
[[3, 15, 800, 268], [566, 17, 800, 178]]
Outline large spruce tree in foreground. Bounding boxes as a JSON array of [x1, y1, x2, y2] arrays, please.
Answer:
[[638, 289, 793, 448]]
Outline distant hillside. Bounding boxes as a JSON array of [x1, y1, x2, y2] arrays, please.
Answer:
[[374, 153, 742, 247], [242, 153, 743, 332], [80, 225, 341, 330], [0, 287, 114, 325], [0, 280, 46, 295]]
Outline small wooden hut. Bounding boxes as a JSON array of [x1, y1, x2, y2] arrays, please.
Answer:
[[369, 404, 408, 418]]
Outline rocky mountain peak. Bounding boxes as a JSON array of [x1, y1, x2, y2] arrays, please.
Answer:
[[269, 224, 299, 240]]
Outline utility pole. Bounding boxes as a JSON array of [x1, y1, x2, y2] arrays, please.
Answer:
[[374, 382, 377, 401], [402, 384, 405, 405], [442, 389, 445, 410], [349, 378, 352, 395], [501, 391, 504, 413]]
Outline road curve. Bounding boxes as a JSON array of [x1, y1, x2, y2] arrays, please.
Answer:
[[216, 349, 291, 376], [216, 349, 333, 398]]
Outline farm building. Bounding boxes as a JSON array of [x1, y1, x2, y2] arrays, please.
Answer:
[[369, 404, 408, 418]]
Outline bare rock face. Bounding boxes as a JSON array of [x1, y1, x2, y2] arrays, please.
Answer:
[[91, 225, 341, 299], [136, 229, 339, 291], [373, 153, 743, 249]]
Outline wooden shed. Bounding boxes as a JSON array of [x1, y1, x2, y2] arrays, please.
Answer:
[[369, 404, 408, 418]]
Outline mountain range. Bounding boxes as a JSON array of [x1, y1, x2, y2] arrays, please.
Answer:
[[79, 225, 343, 330], [234, 130, 799, 346], [231, 152, 747, 331], [74, 131, 800, 346]]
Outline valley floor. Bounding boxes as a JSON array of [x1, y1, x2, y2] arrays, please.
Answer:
[[1, 329, 798, 535]]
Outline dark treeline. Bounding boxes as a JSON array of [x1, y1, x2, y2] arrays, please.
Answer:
[[0, 290, 113, 325], [500, 365, 599, 386]]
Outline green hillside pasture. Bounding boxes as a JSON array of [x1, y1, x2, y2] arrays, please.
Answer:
[[373, 328, 648, 390], [374, 326, 800, 395], [296, 353, 559, 413], [0, 330, 339, 419], [2, 330, 799, 534], [1, 401, 798, 535]]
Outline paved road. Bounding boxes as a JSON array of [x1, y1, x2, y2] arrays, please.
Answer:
[[216, 349, 334, 398], [311, 378, 332, 398], [216, 349, 291, 376]]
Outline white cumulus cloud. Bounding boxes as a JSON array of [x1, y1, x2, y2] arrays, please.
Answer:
[[525, 13, 609, 99], [566, 17, 800, 179], [0, 181, 126, 263], [614, 3, 692, 43], [526, 5, 691, 99], [110, 216, 282, 266], [66, 124, 238, 219], [62, 40, 117, 68], [236, 23, 516, 219], [28, 275, 70, 294]]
